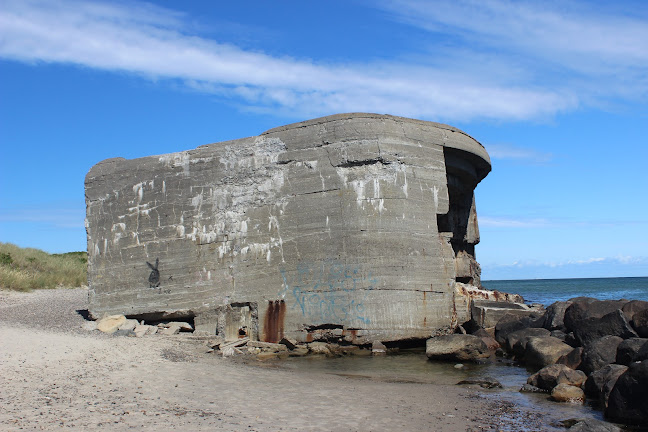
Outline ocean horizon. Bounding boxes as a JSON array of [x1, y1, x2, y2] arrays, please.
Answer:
[[481, 276, 648, 306]]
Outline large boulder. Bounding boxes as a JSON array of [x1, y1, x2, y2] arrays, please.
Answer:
[[580, 335, 624, 375], [471, 300, 542, 329], [494, 313, 540, 345], [631, 309, 648, 337], [527, 364, 586, 391], [606, 360, 648, 425], [524, 336, 574, 369], [541, 301, 573, 331], [584, 364, 628, 400], [505, 327, 550, 353], [621, 300, 648, 323], [571, 310, 638, 346], [615, 338, 648, 365], [426, 334, 492, 362], [567, 418, 622, 432], [551, 383, 585, 403], [556, 347, 583, 370], [564, 298, 628, 331]]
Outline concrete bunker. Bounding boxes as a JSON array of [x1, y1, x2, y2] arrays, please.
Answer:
[[85, 113, 503, 343]]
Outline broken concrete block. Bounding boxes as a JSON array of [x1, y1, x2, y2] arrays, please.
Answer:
[[133, 324, 154, 338], [279, 337, 297, 350], [96, 315, 126, 334], [372, 341, 387, 356], [118, 319, 139, 332], [247, 341, 287, 352]]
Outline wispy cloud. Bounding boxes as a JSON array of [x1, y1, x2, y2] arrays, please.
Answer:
[[0, 207, 84, 229], [479, 217, 553, 228], [378, 0, 648, 101], [486, 144, 553, 162], [0, 0, 581, 121], [490, 256, 648, 269]]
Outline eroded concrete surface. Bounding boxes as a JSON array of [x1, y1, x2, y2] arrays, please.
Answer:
[[85, 113, 496, 343]]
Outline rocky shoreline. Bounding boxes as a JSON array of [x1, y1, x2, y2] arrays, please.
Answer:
[[426, 297, 648, 430]]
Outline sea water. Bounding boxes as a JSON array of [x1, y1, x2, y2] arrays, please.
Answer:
[[482, 276, 648, 306]]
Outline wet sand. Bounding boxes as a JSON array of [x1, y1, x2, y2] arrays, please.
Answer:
[[1, 288, 556, 431]]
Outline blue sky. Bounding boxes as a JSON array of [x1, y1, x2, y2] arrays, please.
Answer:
[[0, 0, 646, 280]]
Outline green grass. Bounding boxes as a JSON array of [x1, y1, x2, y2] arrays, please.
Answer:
[[0, 243, 87, 291]]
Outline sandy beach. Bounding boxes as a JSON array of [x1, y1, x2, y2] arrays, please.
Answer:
[[0, 288, 556, 431]]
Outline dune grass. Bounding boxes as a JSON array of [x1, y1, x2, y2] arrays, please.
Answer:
[[0, 243, 87, 291]]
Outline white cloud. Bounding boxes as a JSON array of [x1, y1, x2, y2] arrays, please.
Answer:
[[378, 0, 648, 101], [489, 256, 648, 269], [0, 0, 578, 122], [486, 144, 553, 162], [479, 217, 552, 228], [0, 207, 84, 229]]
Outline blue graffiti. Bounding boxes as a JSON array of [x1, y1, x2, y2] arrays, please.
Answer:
[[279, 261, 378, 325]]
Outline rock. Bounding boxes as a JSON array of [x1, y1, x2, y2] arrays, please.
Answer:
[[631, 309, 648, 337], [146, 325, 158, 335], [615, 338, 648, 365], [168, 321, 193, 332], [96, 314, 127, 334], [571, 310, 638, 346], [118, 319, 138, 332], [480, 335, 500, 351], [248, 341, 288, 352], [456, 377, 502, 389], [505, 327, 550, 353], [606, 360, 648, 425], [426, 334, 492, 362], [308, 342, 332, 355], [471, 300, 538, 329], [550, 330, 567, 341], [519, 384, 547, 393], [556, 347, 583, 370], [279, 337, 297, 350], [371, 340, 387, 355], [551, 383, 585, 403], [133, 324, 154, 337], [81, 321, 97, 331], [542, 301, 573, 331], [159, 326, 180, 336], [580, 335, 623, 375], [621, 300, 648, 323], [584, 364, 628, 400], [564, 299, 628, 331], [566, 418, 622, 432], [527, 364, 587, 391], [494, 313, 539, 346], [637, 340, 648, 361], [524, 336, 574, 368], [455, 325, 467, 334], [288, 346, 309, 357]]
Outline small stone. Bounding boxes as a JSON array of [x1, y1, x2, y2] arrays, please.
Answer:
[[519, 384, 547, 393], [372, 340, 387, 355], [159, 326, 180, 336], [456, 377, 502, 389], [118, 319, 138, 332], [454, 363, 464, 369], [96, 315, 127, 334], [551, 383, 585, 403]]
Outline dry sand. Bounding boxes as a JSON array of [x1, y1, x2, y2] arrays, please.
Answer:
[[0, 288, 551, 431]]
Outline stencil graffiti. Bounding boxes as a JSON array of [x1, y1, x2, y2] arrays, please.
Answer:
[[279, 261, 378, 325], [146, 258, 160, 288]]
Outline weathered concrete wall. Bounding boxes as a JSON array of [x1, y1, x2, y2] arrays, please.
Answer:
[[85, 113, 491, 342]]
